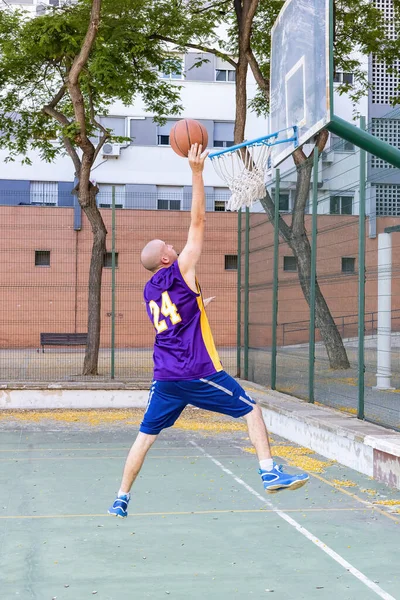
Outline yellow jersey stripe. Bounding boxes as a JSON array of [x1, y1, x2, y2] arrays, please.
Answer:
[[196, 296, 223, 372]]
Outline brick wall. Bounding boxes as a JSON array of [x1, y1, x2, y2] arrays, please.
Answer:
[[247, 214, 400, 348], [0, 206, 238, 349]]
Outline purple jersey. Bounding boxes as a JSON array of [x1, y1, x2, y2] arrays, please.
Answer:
[[144, 260, 223, 381]]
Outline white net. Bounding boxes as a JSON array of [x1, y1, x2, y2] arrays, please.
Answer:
[[210, 140, 274, 211]]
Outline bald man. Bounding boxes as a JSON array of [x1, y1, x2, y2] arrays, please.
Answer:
[[108, 144, 308, 518]]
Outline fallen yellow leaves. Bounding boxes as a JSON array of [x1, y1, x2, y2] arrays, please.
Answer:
[[243, 444, 334, 473], [332, 479, 357, 488], [0, 408, 247, 433]]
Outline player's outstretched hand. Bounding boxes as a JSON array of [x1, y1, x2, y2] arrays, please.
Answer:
[[188, 143, 209, 173]]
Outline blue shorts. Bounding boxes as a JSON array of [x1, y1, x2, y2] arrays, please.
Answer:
[[140, 370, 256, 435]]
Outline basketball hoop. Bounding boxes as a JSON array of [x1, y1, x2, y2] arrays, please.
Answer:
[[209, 128, 298, 211]]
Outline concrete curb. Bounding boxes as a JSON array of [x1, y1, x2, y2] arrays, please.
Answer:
[[0, 387, 149, 410], [1, 379, 400, 490], [239, 379, 400, 491]]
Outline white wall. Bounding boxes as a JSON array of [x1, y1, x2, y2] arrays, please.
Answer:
[[0, 72, 267, 188]]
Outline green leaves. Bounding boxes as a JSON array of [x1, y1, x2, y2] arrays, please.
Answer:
[[0, 0, 220, 165]]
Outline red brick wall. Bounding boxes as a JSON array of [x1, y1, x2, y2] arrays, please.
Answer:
[[0, 207, 238, 348], [247, 214, 400, 348]]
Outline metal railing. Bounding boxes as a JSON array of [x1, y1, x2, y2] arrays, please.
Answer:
[[281, 309, 400, 346]]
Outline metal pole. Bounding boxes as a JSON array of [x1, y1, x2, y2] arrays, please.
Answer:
[[237, 209, 242, 377], [308, 149, 319, 403], [358, 117, 366, 419], [375, 233, 393, 390], [244, 207, 250, 379], [271, 170, 280, 390], [111, 185, 116, 379]]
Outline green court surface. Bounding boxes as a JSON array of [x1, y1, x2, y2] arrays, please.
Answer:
[[0, 409, 399, 600]]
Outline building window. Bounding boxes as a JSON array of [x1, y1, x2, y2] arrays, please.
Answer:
[[35, 250, 50, 267], [157, 199, 181, 210], [342, 257, 355, 274], [216, 69, 236, 82], [160, 56, 184, 80], [276, 193, 290, 212], [214, 187, 230, 212], [283, 256, 297, 272], [333, 72, 354, 84], [104, 252, 119, 268], [158, 134, 170, 145], [97, 184, 125, 208], [330, 195, 353, 215], [225, 255, 238, 270], [330, 134, 355, 153], [157, 121, 177, 146], [157, 186, 183, 211], [215, 57, 236, 83], [213, 121, 234, 148], [30, 181, 58, 206], [215, 200, 227, 212]]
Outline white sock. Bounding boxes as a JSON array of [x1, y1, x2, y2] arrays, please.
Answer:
[[118, 488, 130, 498], [259, 458, 274, 472]]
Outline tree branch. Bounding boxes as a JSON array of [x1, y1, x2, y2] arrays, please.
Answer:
[[310, 128, 329, 157], [234, 0, 243, 30], [259, 191, 292, 243], [149, 34, 237, 68], [42, 104, 81, 174], [246, 48, 268, 94], [67, 0, 101, 154], [47, 83, 67, 109], [87, 89, 108, 162]]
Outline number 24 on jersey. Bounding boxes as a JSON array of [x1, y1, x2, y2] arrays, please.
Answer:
[[149, 291, 182, 333]]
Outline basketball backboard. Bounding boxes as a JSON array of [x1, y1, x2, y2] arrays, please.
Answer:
[[270, 0, 332, 167]]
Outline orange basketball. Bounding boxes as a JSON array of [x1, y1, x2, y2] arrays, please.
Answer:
[[170, 119, 208, 157]]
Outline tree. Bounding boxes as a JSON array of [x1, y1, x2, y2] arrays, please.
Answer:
[[159, 0, 396, 369], [0, 0, 221, 374], [237, 0, 396, 369]]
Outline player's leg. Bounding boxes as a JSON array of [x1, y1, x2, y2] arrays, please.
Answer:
[[187, 371, 309, 493], [108, 381, 186, 518], [108, 432, 156, 518], [242, 402, 272, 461]]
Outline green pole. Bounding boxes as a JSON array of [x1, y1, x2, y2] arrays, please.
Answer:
[[308, 149, 319, 403], [111, 185, 116, 379], [328, 0, 334, 119], [327, 115, 400, 169], [244, 207, 250, 379], [358, 117, 366, 420], [237, 209, 242, 377], [271, 170, 280, 390]]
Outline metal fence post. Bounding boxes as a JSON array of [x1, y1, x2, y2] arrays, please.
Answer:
[[111, 185, 116, 379], [271, 169, 280, 390], [237, 209, 242, 377], [358, 116, 366, 420], [244, 207, 250, 379], [308, 149, 319, 403]]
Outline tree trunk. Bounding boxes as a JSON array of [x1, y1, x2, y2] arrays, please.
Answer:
[[78, 180, 107, 376], [290, 230, 351, 369], [259, 147, 350, 370]]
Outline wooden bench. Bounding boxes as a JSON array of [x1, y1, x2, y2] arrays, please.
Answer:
[[40, 333, 88, 353]]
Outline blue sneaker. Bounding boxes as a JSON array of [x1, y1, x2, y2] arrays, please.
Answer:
[[108, 493, 130, 518], [259, 463, 309, 493]]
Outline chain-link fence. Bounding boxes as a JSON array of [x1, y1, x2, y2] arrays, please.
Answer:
[[239, 114, 400, 432], [0, 194, 237, 383]]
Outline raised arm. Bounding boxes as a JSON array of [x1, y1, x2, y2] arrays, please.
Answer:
[[178, 143, 209, 291]]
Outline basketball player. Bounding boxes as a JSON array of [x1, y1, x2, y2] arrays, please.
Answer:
[[108, 144, 308, 518]]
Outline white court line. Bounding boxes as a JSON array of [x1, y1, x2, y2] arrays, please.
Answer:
[[190, 441, 397, 600]]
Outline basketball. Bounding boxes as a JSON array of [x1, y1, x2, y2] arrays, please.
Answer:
[[170, 119, 208, 157]]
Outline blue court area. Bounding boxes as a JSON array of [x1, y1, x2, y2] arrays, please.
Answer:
[[0, 408, 399, 600]]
